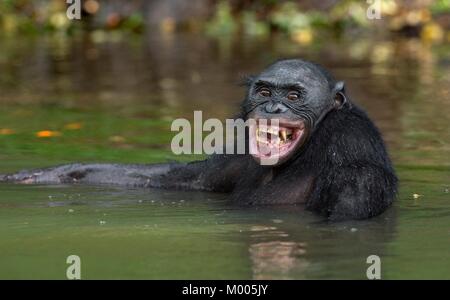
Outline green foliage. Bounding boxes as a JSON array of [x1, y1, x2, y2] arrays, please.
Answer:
[[205, 1, 237, 36], [270, 2, 311, 33], [122, 13, 145, 33], [329, 0, 370, 28], [241, 11, 270, 37], [431, 0, 450, 13], [2, 0, 449, 39]]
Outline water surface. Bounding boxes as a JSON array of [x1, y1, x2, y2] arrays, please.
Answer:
[[0, 32, 449, 279]]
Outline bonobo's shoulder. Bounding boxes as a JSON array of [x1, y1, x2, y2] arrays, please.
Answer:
[[318, 103, 388, 165], [329, 103, 380, 134]]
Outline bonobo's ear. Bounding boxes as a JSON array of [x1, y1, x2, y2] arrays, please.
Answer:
[[333, 81, 347, 109], [240, 75, 255, 87]]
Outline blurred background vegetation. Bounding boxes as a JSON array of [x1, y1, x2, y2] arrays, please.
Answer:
[[0, 0, 449, 43]]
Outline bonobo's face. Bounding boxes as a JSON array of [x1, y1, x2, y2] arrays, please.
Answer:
[[244, 59, 346, 166]]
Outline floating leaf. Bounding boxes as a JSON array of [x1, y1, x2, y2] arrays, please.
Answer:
[[109, 135, 126, 143], [36, 130, 61, 138], [64, 122, 83, 130], [0, 128, 15, 135]]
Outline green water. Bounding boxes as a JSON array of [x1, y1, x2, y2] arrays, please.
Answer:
[[0, 32, 449, 279]]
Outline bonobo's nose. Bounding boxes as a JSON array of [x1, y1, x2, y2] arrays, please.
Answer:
[[265, 102, 288, 114]]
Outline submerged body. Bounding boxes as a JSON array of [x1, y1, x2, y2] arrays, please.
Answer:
[[1, 59, 397, 220]]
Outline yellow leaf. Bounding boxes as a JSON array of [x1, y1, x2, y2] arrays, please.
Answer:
[[36, 130, 61, 138], [421, 23, 444, 43], [64, 122, 83, 130], [109, 135, 125, 143], [291, 29, 313, 45], [0, 128, 15, 135], [160, 18, 176, 33]]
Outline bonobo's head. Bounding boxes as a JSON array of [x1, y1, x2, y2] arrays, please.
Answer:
[[243, 59, 348, 166]]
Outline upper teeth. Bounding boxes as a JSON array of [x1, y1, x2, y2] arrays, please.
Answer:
[[256, 126, 293, 144], [258, 127, 279, 135], [280, 130, 287, 141]]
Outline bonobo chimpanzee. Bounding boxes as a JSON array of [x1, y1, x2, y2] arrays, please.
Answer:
[[0, 59, 397, 220]]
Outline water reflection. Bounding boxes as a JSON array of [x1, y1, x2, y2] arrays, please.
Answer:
[[250, 240, 308, 279], [244, 207, 398, 279]]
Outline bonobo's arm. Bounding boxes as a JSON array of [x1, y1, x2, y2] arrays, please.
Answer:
[[0, 154, 247, 192], [306, 162, 397, 221]]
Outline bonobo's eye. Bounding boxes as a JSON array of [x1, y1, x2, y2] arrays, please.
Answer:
[[258, 88, 271, 97], [287, 91, 300, 101]]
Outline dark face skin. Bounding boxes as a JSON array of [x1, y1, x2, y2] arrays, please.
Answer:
[[243, 59, 346, 166]]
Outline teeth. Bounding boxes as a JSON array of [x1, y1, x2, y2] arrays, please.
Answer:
[[258, 127, 279, 135], [280, 130, 287, 142], [256, 134, 268, 144], [256, 126, 295, 146]]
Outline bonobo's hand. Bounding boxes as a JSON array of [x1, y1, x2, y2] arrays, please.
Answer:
[[0, 162, 193, 188], [0, 170, 37, 183], [0, 164, 87, 184]]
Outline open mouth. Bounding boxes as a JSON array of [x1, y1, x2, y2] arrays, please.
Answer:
[[249, 119, 305, 164]]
